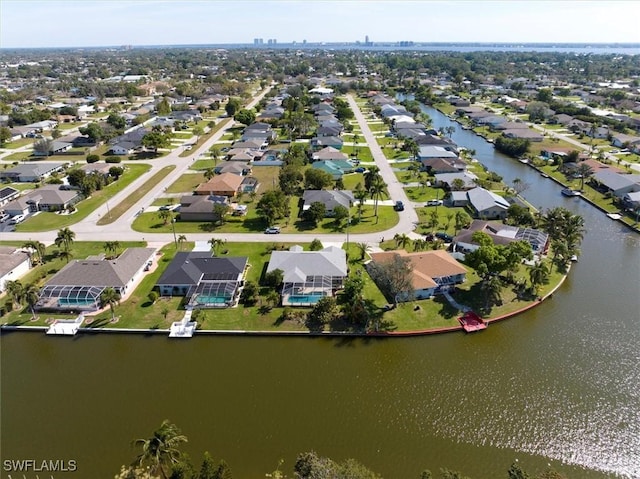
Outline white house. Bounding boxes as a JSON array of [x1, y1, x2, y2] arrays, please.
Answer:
[[0, 247, 31, 293]]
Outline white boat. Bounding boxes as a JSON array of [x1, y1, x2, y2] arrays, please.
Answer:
[[518, 158, 529, 164], [606, 213, 622, 220], [561, 188, 581, 197], [541, 173, 550, 178], [570, 255, 578, 262]]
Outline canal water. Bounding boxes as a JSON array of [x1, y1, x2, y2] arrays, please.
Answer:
[[2, 107, 639, 479]]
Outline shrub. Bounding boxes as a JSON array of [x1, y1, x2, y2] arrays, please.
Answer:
[[105, 156, 122, 164], [86, 154, 100, 163], [148, 291, 159, 304]]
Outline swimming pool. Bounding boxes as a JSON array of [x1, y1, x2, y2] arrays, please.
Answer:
[[58, 298, 96, 307], [194, 295, 229, 306], [287, 292, 326, 304]]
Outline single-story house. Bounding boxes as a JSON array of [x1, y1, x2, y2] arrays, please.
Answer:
[[214, 162, 251, 176], [453, 220, 549, 255], [302, 190, 354, 215], [420, 158, 466, 174], [0, 163, 65, 183], [156, 252, 248, 308], [33, 140, 73, 157], [178, 195, 229, 222], [312, 146, 349, 162], [266, 245, 347, 307], [311, 136, 344, 151], [417, 145, 458, 161], [622, 191, 640, 209], [467, 187, 510, 219], [17, 185, 81, 212], [0, 246, 31, 293], [195, 172, 244, 197], [502, 129, 544, 142], [311, 160, 354, 180], [368, 249, 467, 301], [611, 133, 640, 149], [434, 171, 478, 190], [590, 171, 640, 198], [79, 163, 114, 177], [36, 248, 156, 312]]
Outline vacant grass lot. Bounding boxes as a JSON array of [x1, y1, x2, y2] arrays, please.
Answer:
[[97, 165, 176, 225], [16, 163, 152, 232]]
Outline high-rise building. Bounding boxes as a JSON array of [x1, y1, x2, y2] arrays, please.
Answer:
[[254, 38, 264, 45]]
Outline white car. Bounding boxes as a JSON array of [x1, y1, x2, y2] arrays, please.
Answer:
[[9, 214, 25, 225]]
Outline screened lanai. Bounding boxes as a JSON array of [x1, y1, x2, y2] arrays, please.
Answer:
[[37, 284, 108, 311]]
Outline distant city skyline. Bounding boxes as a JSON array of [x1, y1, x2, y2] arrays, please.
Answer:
[[1, 0, 639, 49]]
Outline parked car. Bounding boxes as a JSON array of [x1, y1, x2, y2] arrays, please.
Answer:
[[8, 214, 25, 225], [0, 212, 9, 223], [393, 201, 405, 211], [435, 232, 453, 242], [355, 167, 366, 173], [426, 199, 443, 206], [264, 226, 281, 234], [159, 205, 172, 211]]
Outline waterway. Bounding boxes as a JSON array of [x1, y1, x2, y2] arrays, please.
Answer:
[[2, 108, 640, 479]]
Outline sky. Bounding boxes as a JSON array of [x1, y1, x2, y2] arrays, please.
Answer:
[[1, 0, 639, 49]]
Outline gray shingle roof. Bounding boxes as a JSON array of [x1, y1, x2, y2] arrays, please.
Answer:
[[44, 248, 155, 288], [156, 252, 247, 286]]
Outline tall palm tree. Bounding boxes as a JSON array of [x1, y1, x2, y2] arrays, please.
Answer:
[[133, 420, 188, 479], [397, 234, 411, 250], [100, 287, 121, 321], [22, 240, 46, 265], [55, 227, 75, 252], [482, 276, 503, 310], [576, 162, 594, 191], [157, 209, 172, 225], [353, 182, 368, 221], [209, 146, 221, 166], [369, 176, 386, 220], [5, 280, 24, 306], [23, 283, 40, 320]]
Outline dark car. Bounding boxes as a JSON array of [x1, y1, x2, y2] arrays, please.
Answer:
[[435, 232, 453, 242], [355, 167, 366, 173], [393, 201, 405, 211]]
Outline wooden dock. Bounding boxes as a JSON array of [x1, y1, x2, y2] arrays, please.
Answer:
[[458, 311, 487, 332]]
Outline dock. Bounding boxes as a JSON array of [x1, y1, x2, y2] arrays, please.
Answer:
[[458, 311, 487, 332], [46, 314, 85, 336], [169, 309, 197, 338]]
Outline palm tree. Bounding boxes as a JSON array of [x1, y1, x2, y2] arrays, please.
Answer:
[[157, 209, 172, 225], [5, 280, 24, 306], [396, 233, 411, 250], [355, 242, 371, 261], [482, 275, 503, 310], [529, 261, 549, 296], [100, 287, 121, 321], [23, 283, 40, 320], [55, 227, 75, 252], [204, 168, 215, 181], [209, 146, 221, 166], [353, 182, 368, 221], [208, 238, 225, 255], [104, 240, 121, 259], [22, 240, 46, 265], [177, 235, 187, 250], [58, 249, 74, 264], [369, 176, 386, 220], [133, 420, 188, 479], [576, 162, 594, 191]]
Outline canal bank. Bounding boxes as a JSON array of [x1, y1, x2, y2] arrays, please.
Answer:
[[2, 103, 639, 479]]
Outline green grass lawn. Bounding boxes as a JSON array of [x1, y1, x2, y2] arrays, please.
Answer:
[[0, 241, 145, 327], [191, 159, 217, 170], [3, 151, 33, 161], [165, 172, 207, 193], [3, 138, 33, 149], [405, 185, 443, 203], [97, 165, 176, 225], [15, 163, 152, 232], [3, 182, 37, 191], [414, 205, 463, 236], [341, 145, 373, 162]]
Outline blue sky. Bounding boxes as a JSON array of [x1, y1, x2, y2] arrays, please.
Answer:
[[1, 0, 639, 49]]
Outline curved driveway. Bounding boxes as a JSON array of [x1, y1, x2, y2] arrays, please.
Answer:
[[3, 92, 422, 246]]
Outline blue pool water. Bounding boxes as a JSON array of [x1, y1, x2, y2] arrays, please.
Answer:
[[58, 298, 95, 307], [288, 292, 326, 304]]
